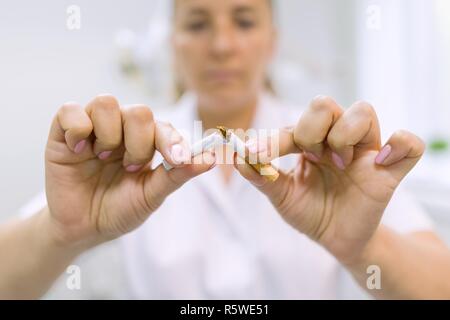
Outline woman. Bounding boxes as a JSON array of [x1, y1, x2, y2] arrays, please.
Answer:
[[1, 0, 450, 299]]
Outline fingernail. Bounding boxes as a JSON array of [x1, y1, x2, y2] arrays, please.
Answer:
[[332, 152, 346, 170], [304, 152, 320, 162], [375, 144, 392, 165], [74, 140, 87, 154], [126, 164, 143, 173], [248, 144, 258, 154], [170, 144, 190, 164], [98, 151, 112, 160], [246, 139, 257, 153], [246, 139, 266, 154]]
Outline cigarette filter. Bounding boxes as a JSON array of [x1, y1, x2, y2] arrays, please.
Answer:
[[217, 126, 279, 182]]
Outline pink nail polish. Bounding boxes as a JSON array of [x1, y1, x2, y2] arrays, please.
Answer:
[[304, 152, 320, 162], [332, 152, 346, 170], [98, 151, 112, 160], [375, 144, 392, 165], [126, 164, 143, 173], [74, 140, 87, 154], [248, 144, 258, 154], [245, 140, 257, 153], [170, 144, 186, 164], [246, 139, 266, 154]]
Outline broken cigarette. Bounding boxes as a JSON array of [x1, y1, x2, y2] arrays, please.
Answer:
[[217, 126, 279, 182], [162, 126, 279, 182]]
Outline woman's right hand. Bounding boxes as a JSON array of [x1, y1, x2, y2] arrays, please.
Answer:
[[44, 94, 215, 249]]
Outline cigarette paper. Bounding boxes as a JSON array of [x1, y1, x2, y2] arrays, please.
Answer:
[[162, 132, 223, 170], [220, 127, 279, 182], [163, 127, 279, 183]]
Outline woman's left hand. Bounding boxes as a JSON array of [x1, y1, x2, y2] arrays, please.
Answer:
[[234, 96, 425, 266]]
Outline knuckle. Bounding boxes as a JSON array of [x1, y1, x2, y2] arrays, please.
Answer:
[[415, 138, 426, 155], [127, 152, 149, 164], [393, 129, 411, 141], [393, 130, 426, 156], [158, 120, 174, 129], [157, 121, 183, 143], [417, 139, 426, 155], [293, 130, 321, 149], [58, 102, 93, 133], [170, 130, 183, 143], [59, 101, 80, 115], [93, 94, 120, 112], [71, 124, 93, 137], [98, 138, 120, 149], [353, 101, 375, 116], [127, 105, 154, 123], [327, 132, 344, 149], [310, 95, 336, 113]]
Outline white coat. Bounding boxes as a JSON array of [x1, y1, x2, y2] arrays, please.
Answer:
[[22, 93, 433, 299]]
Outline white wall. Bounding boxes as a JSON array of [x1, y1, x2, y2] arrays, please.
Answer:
[[0, 0, 156, 219]]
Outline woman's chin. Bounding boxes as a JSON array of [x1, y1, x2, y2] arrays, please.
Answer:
[[199, 87, 256, 110]]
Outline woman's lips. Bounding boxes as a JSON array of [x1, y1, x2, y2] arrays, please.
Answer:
[[205, 70, 240, 83]]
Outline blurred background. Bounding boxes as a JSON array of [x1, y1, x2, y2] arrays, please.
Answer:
[[0, 0, 449, 299]]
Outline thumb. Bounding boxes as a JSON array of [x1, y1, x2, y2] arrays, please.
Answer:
[[233, 153, 293, 209], [142, 151, 216, 210], [374, 130, 426, 182]]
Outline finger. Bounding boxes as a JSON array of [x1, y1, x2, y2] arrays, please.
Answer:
[[85, 94, 123, 158], [245, 128, 298, 164], [293, 95, 343, 160], [122, 105, 155, 171], [375, 130, 425, 181], [154, 121, 191, 169], [233, 152, 268, 186], [244, 124, 321, 166], [250, 96, 343, 164], [327, 101, 381, 169], [233, 153, 292, 208], [50, 101, 93, 154], [143, 151, 216, 207]]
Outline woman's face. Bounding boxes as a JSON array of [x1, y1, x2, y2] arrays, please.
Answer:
[[172, 0, 275, 112]]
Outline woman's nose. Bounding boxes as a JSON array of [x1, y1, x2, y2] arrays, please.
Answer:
[[210, 23, 237, 59]]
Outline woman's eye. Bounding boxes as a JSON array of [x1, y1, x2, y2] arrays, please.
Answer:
[[236, 19, 256, 29], [186, 21, 208, 32]]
